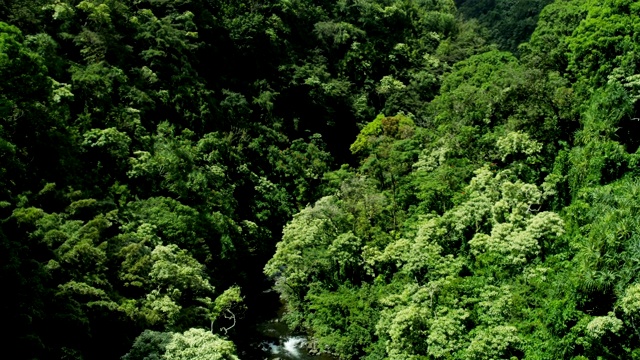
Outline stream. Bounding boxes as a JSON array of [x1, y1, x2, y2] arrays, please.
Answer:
[[235, 289, 338, 360], [250, 320, 336, 360]]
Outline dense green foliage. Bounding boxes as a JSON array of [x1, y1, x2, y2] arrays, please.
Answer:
[[265, 0, 640, 359], [4, 0, 640, 359], [455, 0, 555, 53]]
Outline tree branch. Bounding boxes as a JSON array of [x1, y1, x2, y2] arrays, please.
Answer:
[[219, 309, 236, 335]]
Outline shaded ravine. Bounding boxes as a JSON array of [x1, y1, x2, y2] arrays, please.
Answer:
[[234, 287, 338, 360], [251, 318, 337, 360]]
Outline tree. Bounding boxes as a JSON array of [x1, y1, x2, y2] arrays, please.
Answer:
[[124, 328, 239, 360]]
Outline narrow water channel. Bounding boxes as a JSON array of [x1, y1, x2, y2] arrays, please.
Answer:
[[252, 319, 336, 360], [235, 288, 338, 360]]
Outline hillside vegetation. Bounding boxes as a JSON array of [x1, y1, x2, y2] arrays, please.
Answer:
[[2, 0, 640, 359]]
